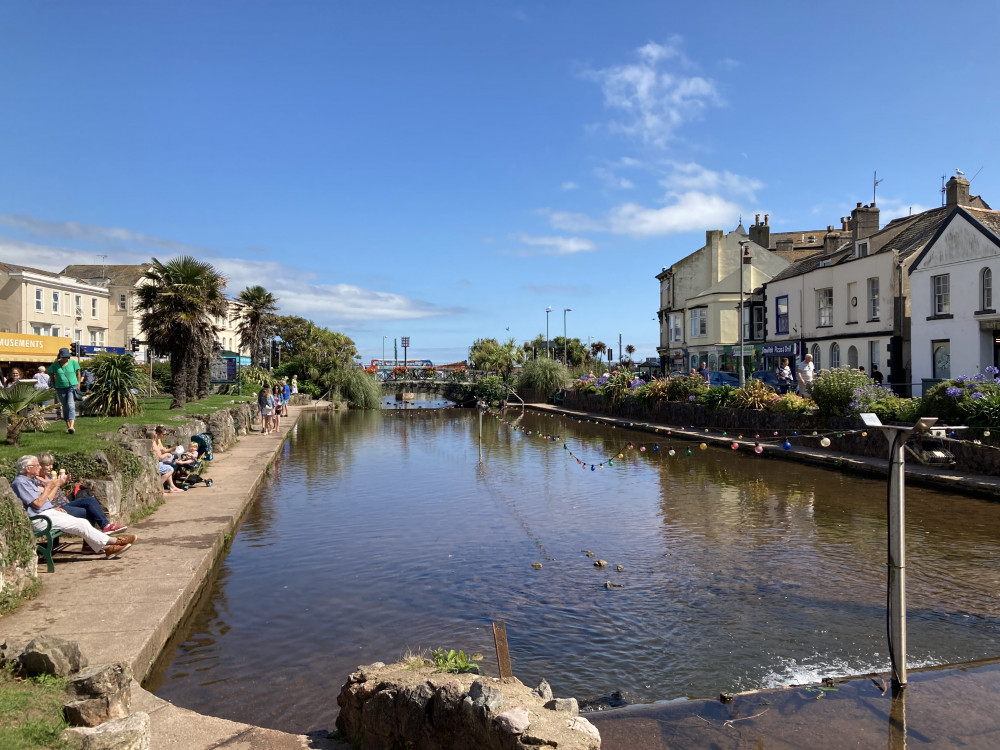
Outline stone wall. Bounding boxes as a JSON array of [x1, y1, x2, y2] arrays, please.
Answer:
[[337, 660, 600, 750], [562, 391, 1000, 477], [0, 484, 38, 604]]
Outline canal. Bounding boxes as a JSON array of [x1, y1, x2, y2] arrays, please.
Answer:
[[146, 406, 1000, 734]]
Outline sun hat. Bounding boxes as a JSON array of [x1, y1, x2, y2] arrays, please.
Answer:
[[57, 347, 71, 358]]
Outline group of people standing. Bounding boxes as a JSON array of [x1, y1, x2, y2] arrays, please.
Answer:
[[257, 377, 293, 434]]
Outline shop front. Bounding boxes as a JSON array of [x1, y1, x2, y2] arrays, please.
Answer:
[[761, 341, 799, 376], [0, 333, 73, 383], [722, 343, 763, 375]]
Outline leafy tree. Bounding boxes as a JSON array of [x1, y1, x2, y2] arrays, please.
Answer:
[[472, 338, 523, 382], [136, 256, 228, 409], [470, 338, 500, 370], [0, 383, 53, 445], [236, 285, 279, 367], [590, 340, 607, 364]]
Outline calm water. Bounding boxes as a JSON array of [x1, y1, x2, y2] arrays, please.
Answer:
[[147, 407, 1000, 734]]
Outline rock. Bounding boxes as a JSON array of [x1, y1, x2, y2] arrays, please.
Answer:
[[604, 581, 623, 589], [64, 663, 133, 727], [568, 715, 601, 743], [546, 697, 579, 715], [531, 679, 553, 701], [19, 636, 87, 677], [469, 679, 505, 715], [616, 564, 624, 572], [61, 711, 150, 750], [531, 562, 543, 569], [495, 706, 530, 734], [594, 559, 607, 567]]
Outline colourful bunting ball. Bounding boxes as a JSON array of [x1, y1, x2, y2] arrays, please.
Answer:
[[820, 437, 831, 447], [782, 441, 792, 450], [754, 444, 764, 454]]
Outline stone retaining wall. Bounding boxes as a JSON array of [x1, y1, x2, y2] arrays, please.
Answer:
[[562, 391, 1000, 477], [337, 660, 601, 750]]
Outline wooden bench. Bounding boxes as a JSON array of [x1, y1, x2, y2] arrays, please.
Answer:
[[33, 515, 65, 573]]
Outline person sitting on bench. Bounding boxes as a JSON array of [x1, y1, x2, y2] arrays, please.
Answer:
[[35, 451, 127, 534], [12, 455, 136, 559]]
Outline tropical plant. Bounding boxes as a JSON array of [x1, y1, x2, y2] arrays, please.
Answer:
[[0, 383, 54, 445], [472, 338, 524, 382], [634, 377, 670, 406], [135, 256, 229, 409], [624, 344, 636, 366], [809, 367, 872, 417], [602, 369, 635, 406], [517, 358, 568, 398], [335, 368, 382, 409], [590, 340, 607, 364], [83, 353, 145, 417], [235, 285, 279, 367], [731, 379, 775, 410], [218, 364, 277, 396], [699, 384, 736, 410]]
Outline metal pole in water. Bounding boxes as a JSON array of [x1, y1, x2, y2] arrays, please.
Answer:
[[478, 401, 484, 463]]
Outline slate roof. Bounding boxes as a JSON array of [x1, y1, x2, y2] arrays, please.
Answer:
[[61, 264, 149, 286], [0, 261, 66, 278]]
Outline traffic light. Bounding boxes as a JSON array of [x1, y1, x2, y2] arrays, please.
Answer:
[[69, 342, 79, 357], [131, 338, 140, 352]]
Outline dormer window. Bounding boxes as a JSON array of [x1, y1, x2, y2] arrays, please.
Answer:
[[856, 241, 869, 258]]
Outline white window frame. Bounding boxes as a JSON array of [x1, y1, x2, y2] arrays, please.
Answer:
[[867, 277, 880, 321], [775, 295, 789, 334], [74, 328, 83, 343], [35, 288, 43, 312], [119, 293, 127, 311], [932, 274, 950, 315], [91, 298, 98, 317], [932, 340, 950, 379], [810, 343, 822, 370], [689, 308, 707, 338], [817, 288, 833, 327], [830, 342, 840, 369], [982, 267, 993, 310], [51, 290, 60, 314]]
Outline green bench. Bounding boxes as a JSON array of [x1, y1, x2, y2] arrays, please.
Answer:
[[33, 516, 65, 573], [550, 389, 566, 406]]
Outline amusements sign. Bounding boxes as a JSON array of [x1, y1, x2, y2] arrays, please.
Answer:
[[211, 357, 238, 383]]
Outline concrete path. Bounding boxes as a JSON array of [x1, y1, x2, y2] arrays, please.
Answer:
[[0, 403, 345, 749]]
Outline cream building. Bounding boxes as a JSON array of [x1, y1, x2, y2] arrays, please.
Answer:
[[0, 262, 109, 368]]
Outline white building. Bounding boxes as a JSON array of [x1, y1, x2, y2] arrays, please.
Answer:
[[908, 198, 1000, 394]]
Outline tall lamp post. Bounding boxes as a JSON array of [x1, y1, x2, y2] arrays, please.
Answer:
[[738, 241, 752, 386], [546, 306, 552, 359], [618, 332, 623, 366], [563, 308, 572, 364], [382, 335, 388, 366]]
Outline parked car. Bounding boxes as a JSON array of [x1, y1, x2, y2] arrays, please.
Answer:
[[751, 369, 798, 393], [707, 371, 740, 387]]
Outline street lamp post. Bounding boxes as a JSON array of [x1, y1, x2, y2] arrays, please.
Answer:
[[563, 308, 572, 364], [546, 306, 552, 359], [618, 332, 623, 366], [739, 241, 751, 387], [382, 335, 388, 366]]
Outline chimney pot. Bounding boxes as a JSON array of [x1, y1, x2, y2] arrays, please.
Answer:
[[857, 202, 863, 208], [764, 213, 769, 225]]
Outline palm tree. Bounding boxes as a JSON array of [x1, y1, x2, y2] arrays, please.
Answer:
[[236, 285, 279, 367], [625, 344, 636, 366], [135, 256, 229, 409], [0, 383, 53, 445], [484, 338, 525, 383], [590, 341, 607, 364]]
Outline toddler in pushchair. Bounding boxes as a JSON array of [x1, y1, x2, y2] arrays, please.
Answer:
[[174, 433, 215, 490]]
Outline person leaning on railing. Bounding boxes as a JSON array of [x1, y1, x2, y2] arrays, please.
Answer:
[[11, 455, 136, 559]]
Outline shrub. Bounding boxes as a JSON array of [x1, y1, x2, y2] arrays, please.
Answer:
[[769, 393, 815, 414], [731, 379, 775, 410], [665, 374, 708, 402], [84, 353, 145, 417], [475, 375, 508, 406], [635, 378, 671, 406], [810, 367, 871, 417], [431, 648, 480, 674], [517, 359, 569, 399], [336, 368, 382, 409], [219, 365, 278, 396], [149, 361, 172, 393], [920, 370, 1000, 427], [846, 382, 903, 419]]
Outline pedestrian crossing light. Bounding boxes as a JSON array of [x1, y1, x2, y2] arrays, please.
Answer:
[[131, 338, 140, 352], [69, 342, 80, 357]]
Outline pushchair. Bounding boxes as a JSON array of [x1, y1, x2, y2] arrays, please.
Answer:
[[174, 433, 215, 490]]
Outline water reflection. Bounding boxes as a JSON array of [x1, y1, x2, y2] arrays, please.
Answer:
[[148, 409, 1000, 734]]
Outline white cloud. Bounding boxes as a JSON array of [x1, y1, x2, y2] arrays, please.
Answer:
[[581, 39, 723, 148], [662, 162, 763, 201], [608, 192, 739, 237], [560, 181, 579, 191], [510, 233, 596, 256], [536, 209, 605, 233], [0, 214, 208, 256], [595, 167, 634, 190]]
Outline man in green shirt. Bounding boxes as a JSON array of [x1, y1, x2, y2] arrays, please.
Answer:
[[50, 347, 82, 434]]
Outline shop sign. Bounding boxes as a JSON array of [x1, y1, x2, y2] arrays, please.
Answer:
[[761, 342, 799, 357], [80, 345, 126, 356], [0, 334, 71, 361]]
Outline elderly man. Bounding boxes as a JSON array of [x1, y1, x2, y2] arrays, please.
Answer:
[[797, 353, 815, 397], [11, 455, 136, 558]]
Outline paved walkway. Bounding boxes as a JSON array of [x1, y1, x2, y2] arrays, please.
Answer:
[[1, 403, 345, 749]]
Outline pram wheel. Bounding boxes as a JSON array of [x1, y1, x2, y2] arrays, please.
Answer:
[[206, 479, 213, 487], [182, 484, 189, 490]]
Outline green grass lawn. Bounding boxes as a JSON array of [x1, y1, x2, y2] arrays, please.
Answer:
[[0, 667, 76, 750], [0, 395, 255, 462]]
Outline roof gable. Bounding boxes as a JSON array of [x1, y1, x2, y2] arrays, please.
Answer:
[[908, 207, 1000, 273]]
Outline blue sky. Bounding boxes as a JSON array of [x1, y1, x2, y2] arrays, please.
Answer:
[[2, 1, 999, 365]]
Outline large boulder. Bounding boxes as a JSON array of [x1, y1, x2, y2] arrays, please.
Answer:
[[18, 636, 87, 677], [64, 663, 133, 727], [61, 711, 150, 750]]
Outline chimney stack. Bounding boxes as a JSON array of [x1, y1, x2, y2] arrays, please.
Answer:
[[748, 213, 771, 249], [823, 228, 841, 256], [848, 202, 880, 242], [946, 176, 971, 208]]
